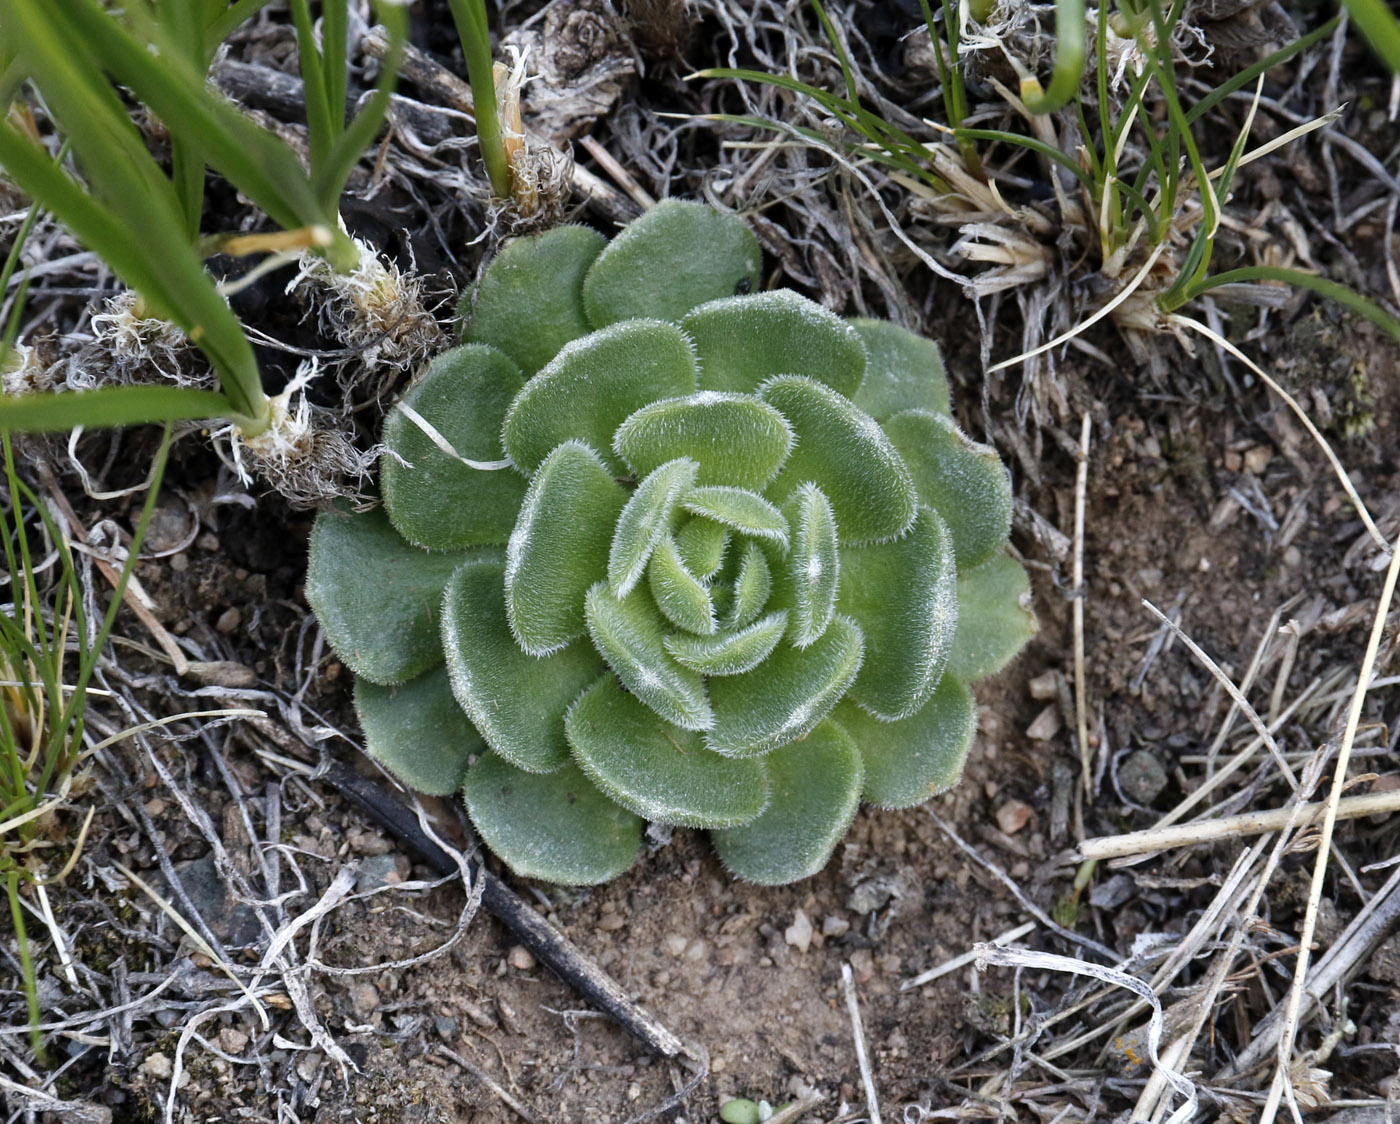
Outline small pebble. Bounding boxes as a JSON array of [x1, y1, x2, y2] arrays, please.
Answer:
[[995, 800, 1034, 835], [218, 1028, 249, 1054], [1027, 670, 1060, 700], [849, 948, 874, 983], [349, 983, 379, 1017], [821, 914, 849, 938], [169, 554, 189, 573], [141, 1052, 173, 1079], [215, 607, 242, 634], [507, 945, 536, 972], [196, 533, 220, 552], [663, 934, 688, 958], [1026, 705, 1062, 741], [597, 913, 626, 932], [1119, 750, 1168, 804], [784, 909, 813, 953], [1243, 444, 1272, 474]]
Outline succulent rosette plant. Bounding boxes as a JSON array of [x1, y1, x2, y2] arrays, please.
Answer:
[[307, 201, 1035, 885]]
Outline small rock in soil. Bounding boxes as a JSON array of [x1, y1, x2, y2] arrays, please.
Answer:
[[1119, 750, 1169, 804], [508, 945, 536, 971], [995, 800, 1034, 835], [784, 909, 813, 952]]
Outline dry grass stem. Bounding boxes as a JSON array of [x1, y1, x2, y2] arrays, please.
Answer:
[[1073, 411, 1091, 797], [842, 962, 882, 1124], [902, 920, 1037, 991]]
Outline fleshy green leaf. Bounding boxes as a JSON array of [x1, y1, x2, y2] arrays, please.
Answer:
[[648, 537, 716, 633], [305, 507, 469, 685], [710, 719, 863, 884], [683, 486, 789, 547], [567, 675, 767, 827], [684, 290, 866, 397], [462, 752, 641, 885], [443, 558, 604, 773], [584, 583, 714, 731], [848, 318, 951, 421], [381, 345, 528, 550], [836, 674, 977, 808], [608, 458, 698, 597], [760, 376, 917, 544], [582, 199, 761, 327], [505, 442, 627, 655], [459, 224, 607, 374], [784, 484, 839, 647], [502, 319, 697, 474], [674, 517, 729, 580], [841, 507, 958, 720], [612, 391, 795, 489], [945, 553, 1036, 681], [884, 409, 1013, 571], [707, 616, 864, 757], [727, 541, 772, 628], [665, 612, 788, 676], [354, 666, 483, 796]]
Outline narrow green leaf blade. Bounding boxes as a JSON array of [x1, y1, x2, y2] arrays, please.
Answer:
[[885, 409, 1012, 571], [848, 318, 951, 421], [502, 319, 698, 474], [0, 384, 237, 432], [613, 391, 795, 489], [683, 290, 867, 397], [505, 442, 628, 656], [354, 665, 483, 795], [459, 224, 608, 374], [841, 506, 958, 720], [305, 507, 470, 685], [836, 673, 977, 808], [584, 583, 714, 731], [683, 486, 789, 547], [567, 675, 767, 828], [710, 719, 863, 884], [648, 537, 716, 634], [707, 616, 863, 757], [382, 345, 528, 550], [760, 376, 916, 544], [608, 458, 698, 597], [462, 752, 642, 885], [582, 199, 761, 327], [443, 558, 604, 773], [945, 553, 1037, 682], [665, 611, 788, 676]]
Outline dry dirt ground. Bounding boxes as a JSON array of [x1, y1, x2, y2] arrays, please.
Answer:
[[4, 2, 1400, 1123]]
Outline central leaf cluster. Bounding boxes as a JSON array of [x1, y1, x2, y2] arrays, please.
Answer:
[[306, 201, 1035, 886]]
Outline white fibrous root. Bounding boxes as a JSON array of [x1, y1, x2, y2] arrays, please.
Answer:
[[223, 361, 380, 508], [83, 289, 212, 388], [289, 235, 444, 379]]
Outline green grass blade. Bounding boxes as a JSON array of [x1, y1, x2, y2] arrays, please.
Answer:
[[951, 128, 1097, 190], [0, 123, 267, 425], [446, 0, 510, 198], [1178, 267, 1400, 345], [0, 385, 238, 432], [1020, 0, 1087, 115], [1341, 0, 1400, 73], [288, 0, 334, 169], [7, 873, 44, 1061]]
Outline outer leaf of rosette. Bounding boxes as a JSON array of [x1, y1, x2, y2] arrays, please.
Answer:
[[608, 458, 697, 598], [683, 290, 866, 397], [884, 409, 1012, 571], [443, 557, 604, 773], [848, 317, 950, 421], [760, 376, 916, 545], [458, 224, 607, 375], [581, 199, 761, 328], [944, 553, 1037, 682], [381, 345, 527, 551], [584, 583, 713, 731], [567, 675, 766, 828], [505, 442, 628, 656], [841, 506, 958, 721], [354, 665, 483, 795], [835, 673, 977, 808], [710, 719, 863, 885], [502, 319, 698, 476], [707, 616, 864, 757], [612, 392, 794, 490], [462, 751, 641, 885], [306, 506, 468, 685]]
